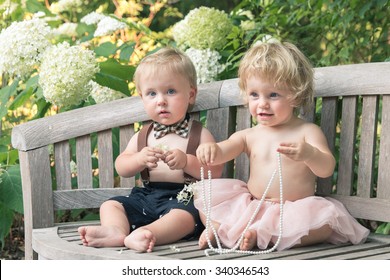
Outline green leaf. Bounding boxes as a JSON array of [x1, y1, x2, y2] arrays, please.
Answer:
[[94, 73, 130, 95], [0, 150, 18, 165], [94, 42, 118, 57], [98, 59, 135, 81], [0, 79, 19, 119], [26, 0, 52, 15], [0, 165, 23, 214], [119, 43, 135, 61], [124, 20, 152, 36], [376, 222, 390, 235], [0, 203, 14, 249], [9, 87, 34, 110], [359, 2, 372, 18], [32, 99, 51, 119], [76, 23, 96, 42]]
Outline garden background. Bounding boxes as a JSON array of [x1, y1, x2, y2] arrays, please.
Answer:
[[0, 0, 389, 260]]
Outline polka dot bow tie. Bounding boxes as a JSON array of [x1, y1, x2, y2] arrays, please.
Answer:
[[153, 118, 189, 139]]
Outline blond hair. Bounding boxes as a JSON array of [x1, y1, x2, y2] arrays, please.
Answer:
[[238, 41, 314, 113], [133, 47, 197, 111]]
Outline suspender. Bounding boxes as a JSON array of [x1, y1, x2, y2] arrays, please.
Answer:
[[137, 120, 202, 185], [137, 122, 153, 183]]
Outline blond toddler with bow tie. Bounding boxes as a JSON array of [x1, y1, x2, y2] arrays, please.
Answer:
[[78, 47, 223, 252]]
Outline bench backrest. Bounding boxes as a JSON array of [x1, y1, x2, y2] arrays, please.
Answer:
[[12, 62, 390, 259]]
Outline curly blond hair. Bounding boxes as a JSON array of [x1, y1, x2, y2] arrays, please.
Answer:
[[238, 41, 314, 113]]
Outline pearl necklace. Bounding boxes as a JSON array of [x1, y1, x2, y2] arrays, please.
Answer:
[[200, 152, 284, 256]]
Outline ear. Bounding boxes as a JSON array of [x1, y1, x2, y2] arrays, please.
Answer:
[[189, 87, 197, 105]]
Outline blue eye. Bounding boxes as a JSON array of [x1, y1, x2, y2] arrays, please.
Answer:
[[249, 92, 258, 98], [167, 89, 176, 95], [270, 92, 279, 98], [147, 91, 156, 97]]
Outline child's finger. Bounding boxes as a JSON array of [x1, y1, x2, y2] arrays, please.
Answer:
[[197, 150, 209, 165]]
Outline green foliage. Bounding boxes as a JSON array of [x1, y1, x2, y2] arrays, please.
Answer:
[[0, 164, 23, 248], [376, 222, 390, 235], [218, 0, 389, 80]]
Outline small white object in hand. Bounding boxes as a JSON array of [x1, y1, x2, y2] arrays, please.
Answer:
[[177, 183, 198, 205]]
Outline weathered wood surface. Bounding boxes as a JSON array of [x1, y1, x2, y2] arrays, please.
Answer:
[[33, 222, 390, 260], [11, 62, 390, 260]]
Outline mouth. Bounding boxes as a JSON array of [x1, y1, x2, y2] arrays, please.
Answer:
[[258, 113, 273, 117], [159, 110, 170, 117]]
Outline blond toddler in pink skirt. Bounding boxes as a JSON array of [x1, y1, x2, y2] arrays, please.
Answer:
[[194, 41, 369, 251]]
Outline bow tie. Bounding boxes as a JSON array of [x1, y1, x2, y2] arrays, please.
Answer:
[[153, 118, 189, 139]]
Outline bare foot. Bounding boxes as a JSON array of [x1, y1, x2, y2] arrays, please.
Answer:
[[240, 229, 257, 251], [78, 226, 126, 247], [198, 229, 217, 249], [124, 228, 156, 253]]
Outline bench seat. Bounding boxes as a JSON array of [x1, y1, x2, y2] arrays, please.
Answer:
[[33, 221, 390, 260]]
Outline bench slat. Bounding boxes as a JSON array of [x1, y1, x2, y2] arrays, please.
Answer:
[[235, 106, 251, 182], [19, 147, 54, 260], [317, 97, 338, 195], [97, 129, 114, 188], [53, 188, 132, 210], [357, 95, 378, 198], [329, 194, 390, 222], [54, 140, 72, 190], [206, 107, 235, 178], [119, 125, 135, 188], [377, 95, 390, 199], [75, 135, 93, 189], [314, 62, 390, 98], [337, 96, 358, 195]]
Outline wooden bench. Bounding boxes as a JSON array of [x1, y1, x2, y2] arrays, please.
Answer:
[[12, 62, 390, 260]]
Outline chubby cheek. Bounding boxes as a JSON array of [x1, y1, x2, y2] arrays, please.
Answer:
[[142, 101, 157, 116], [248, 102, 258, 118]]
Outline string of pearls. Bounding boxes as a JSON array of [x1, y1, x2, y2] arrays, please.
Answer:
[[200, 152, 284, 256]]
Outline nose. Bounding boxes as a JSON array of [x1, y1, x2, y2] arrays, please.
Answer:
[[156, 93, 167, 106], [258, 96, 269, 108]]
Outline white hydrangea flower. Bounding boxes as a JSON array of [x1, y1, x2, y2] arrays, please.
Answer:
[[235, 9, 254, 20], [0, 18, 52, 78], [94, 16, 127, 37], [253, 35, 280, 47], [89, 81, 126, 104], [185, 48, 226, 84], [69, 160, 77, 174], [39, 42, 99, 107], [50, 0, 83, 14], [0, 1, 18, 16], [33, 11, 46, 18], [81, 12, 106, 25], [240, 20, 255, 31], [53, 22, 78, 37], [172, 7, 233, 50]]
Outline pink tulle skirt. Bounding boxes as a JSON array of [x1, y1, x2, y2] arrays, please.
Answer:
[[194, 179, 370, 251]]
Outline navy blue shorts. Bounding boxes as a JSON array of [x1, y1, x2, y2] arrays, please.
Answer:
[[109, 182, 203, 239]]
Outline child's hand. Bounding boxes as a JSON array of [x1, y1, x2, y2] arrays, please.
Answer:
[[196, 143, 219, 166], [277, 141, 315, 162], [163, 149, 187, 170], [138, 147, 165, 169]]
